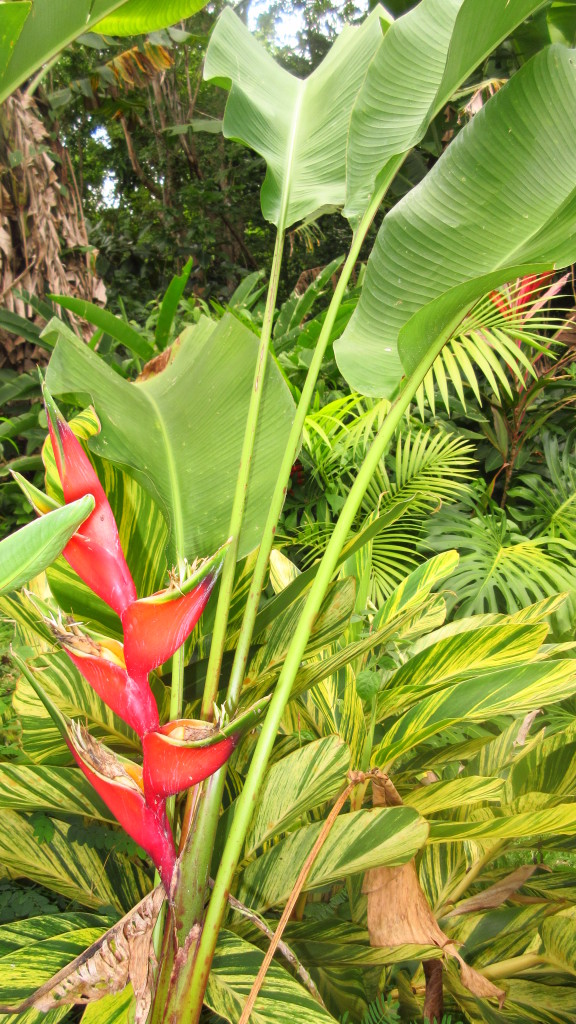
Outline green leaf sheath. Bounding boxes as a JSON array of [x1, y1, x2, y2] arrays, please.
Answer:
[[0, 495, 94, 595]]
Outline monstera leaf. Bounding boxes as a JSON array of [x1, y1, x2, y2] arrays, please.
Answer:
[[204, 4, 387, 229], [336, 44, 576, 396], [0, 1, 209, 103], [45, 314, 294, 566]]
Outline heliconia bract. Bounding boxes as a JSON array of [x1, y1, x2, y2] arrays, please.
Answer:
[[43, 385, 137, 617], [122, 574, 217, 678]]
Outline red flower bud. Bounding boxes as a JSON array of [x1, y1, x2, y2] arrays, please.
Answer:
[[141, 698, 269, 801], [43, 386, 136, 617], [143, 720, 237, 801], [67, 722, 175, 889], [121, 545, 229, 677], [48, 621, 159, 736]]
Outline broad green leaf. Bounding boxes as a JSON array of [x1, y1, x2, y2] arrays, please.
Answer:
[[237, 806, 427, 911], [0, 3, 30, 90], [219, 737, 350, 863], [539, 908, 576, 977], [206, 930, 337, 1023], [204, 5, 387, 228], [0, 0, 208, 104], [45, 314, 294, 564], [0, 812, 148, 911], [428, 804, 576, 842], [405, 776, 505, 816], [0, 912, 111, 1004], [375, 659, 576, 765], [0, 496, 93, 596], [448, 972, 576, 1024], [285, 919, 442, 967], [376, 623, 548, 719], [337, 44, 576, 395], [95, 0, 208, 36], [346, 0, 547, 220], [0, 765, 112, 822], [419, 842, 467, 912]]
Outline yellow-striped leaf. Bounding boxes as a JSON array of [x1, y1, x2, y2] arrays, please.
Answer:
[[375, 660, 576, 767], [0, 812, 149, 911], [237, 807, 427, 911], [206, 930, 337, 1023]]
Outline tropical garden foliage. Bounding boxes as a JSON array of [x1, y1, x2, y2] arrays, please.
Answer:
[[2, 1, 576, 1023]]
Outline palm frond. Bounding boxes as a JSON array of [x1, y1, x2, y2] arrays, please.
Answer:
[[416, 273, 572, 417]]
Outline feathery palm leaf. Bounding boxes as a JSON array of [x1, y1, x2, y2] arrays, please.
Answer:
[[509, 431, 576, 543], [287, 399, 475, 606], [416, 274, 570, 417]]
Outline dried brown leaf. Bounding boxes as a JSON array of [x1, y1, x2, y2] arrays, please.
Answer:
[[362, 774, 505, 1009], [0, 886, 165, 1024]]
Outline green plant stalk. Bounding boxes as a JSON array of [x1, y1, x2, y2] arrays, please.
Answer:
[[200, 228, 285, 719], [224, 175, 400, 711], [160, 163, 403, 1021], [176, 320, 457, 1024], [151, 228, 287, 1013], [161, 176, 398, 962], [480, 952, 543, 981]]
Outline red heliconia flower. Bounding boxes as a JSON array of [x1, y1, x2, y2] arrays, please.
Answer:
[[142, 720, 237, 802], [66, 722, 175, 889], [43, 385, 137, 617], [122, 573, 217, 678], [53, 625, 159, 737]]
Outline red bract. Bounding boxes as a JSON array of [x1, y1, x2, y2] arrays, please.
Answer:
[[66, 723, 175, 889], [122, 574, 217, 678], [44, 387, 137, 617], [142, 720, 237, 801], [63, 647, 159, 737]]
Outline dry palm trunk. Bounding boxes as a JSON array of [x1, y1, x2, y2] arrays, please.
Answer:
[[362, 774, 505, 1023], [0, 90, 106, 373]]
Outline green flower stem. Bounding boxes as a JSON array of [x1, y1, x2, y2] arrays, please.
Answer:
[[177, 325, 452, 1024], [200, 228, 285, 720]]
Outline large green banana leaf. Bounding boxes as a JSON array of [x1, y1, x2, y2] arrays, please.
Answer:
[[204, 5, 387, 229], [336, 45, 576, 396], [0, 1, 208, 104], [345, 0, 547, 221], [45, 314, 294, 565]]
